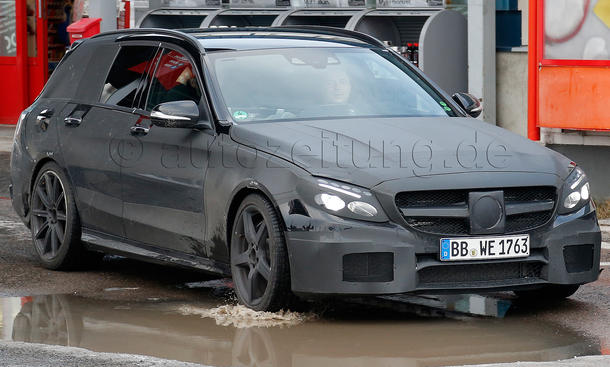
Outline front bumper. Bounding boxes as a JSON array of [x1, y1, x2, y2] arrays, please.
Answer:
[[284, 202, 601, 295]]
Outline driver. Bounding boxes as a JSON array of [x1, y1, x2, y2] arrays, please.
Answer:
[[316, 68, 358, 117], [324, 68, 352, 104]]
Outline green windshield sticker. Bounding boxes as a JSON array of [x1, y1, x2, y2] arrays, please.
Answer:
[[439, 101, 448, 107], [443, 106, 452, 112], [233, 110, 248, 120]]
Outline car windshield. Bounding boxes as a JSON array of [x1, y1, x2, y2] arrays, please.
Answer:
[[206, 47, 457, 123]]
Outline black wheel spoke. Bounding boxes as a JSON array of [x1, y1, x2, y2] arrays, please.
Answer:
[[256, 258, 271, 281], [255, 223, 267, 247], [55, 192, 65, 210], [36, 186, 53, 209], [244, 268, 256, 302], [35, 221, 50, 239], [242, 211, 257, 245], [56, 211, 66, 222], [44, 174, 56, 203], [32, 209, 49, 219], [43, 227, 52, 254], [232, 250, 250, 267], [54, 223, 64, 243], [50, 227, 59, 256]]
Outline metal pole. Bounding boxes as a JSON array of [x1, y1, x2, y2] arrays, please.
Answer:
[[15, 0, 29, 110], [468, 0, 496, 124], [87, 0, 118, 33], [527, 0, 540, 141]]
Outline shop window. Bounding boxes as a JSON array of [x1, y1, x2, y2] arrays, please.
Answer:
[[47, 0, 75, 71], [0, 1, 16, 57], [544, 0, 610, 60], [101, 45, 158, 108], [26, 0, 36, 57], [145, 49, 202, 110]]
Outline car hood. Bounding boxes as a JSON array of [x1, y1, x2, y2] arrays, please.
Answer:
[[229, 117, 571, 188]]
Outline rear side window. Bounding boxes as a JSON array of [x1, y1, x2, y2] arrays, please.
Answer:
[[101, 45, 158, 108], [41, 41, 118, 102]]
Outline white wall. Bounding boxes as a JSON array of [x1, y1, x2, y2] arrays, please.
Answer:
[[496, 51, 528, 137]]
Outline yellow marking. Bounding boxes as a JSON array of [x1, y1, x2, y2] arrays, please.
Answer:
[[594, 0, 610, 28]]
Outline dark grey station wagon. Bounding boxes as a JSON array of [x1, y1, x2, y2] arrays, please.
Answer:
[[10, 27, 601, 311]]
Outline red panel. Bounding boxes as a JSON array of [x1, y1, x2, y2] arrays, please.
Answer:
[[531, 0, 610, 132], [0, 61, 21, 124], [0, 0, 47, 125], [527, 0, 539, 140], [538, 66, 610, 131]]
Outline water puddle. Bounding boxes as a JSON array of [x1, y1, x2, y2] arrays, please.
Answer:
[[0, 293, 600, 367]]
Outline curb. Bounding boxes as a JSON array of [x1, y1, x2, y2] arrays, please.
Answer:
[[450, 356, 610, 367], [0, 341, 211, 367]]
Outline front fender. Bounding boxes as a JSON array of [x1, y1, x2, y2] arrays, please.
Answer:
[[203, 136, 311, 264]]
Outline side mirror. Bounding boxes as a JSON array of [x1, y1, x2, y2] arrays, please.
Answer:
[[452, 93, 483, 118], [151, 100, 208, 129]]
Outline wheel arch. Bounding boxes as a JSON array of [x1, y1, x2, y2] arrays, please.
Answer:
[[28, 158, 79, 216], [225, 181, 287, 255], [27, 157, 58, 212]]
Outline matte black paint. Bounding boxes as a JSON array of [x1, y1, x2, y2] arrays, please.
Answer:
[[10, 27, 601, 297]]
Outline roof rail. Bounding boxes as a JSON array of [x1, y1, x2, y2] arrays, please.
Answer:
[[90, 26, 387, 53], [181, 25, 386, 49], [91, 27, 203, 52]]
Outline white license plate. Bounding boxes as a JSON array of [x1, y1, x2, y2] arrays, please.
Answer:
[[440, 235, 530, 261]]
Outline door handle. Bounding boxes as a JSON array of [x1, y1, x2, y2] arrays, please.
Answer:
[[64, 117, 82, 126], [36, 109, 54, 131], [130, 125, 150, 135], [37, 109, 54, 121]]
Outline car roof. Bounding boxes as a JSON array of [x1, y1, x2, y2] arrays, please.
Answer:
[[94, 26, 386, 53], [186, 27, 384, 51]]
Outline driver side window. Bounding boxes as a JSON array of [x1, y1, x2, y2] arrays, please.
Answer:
[[145, 48, 202, 111]]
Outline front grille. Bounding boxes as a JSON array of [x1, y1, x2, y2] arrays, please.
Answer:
[[405, 217, 468, 234], [418, 262, 543, 286], [395, 190, 468, 208], [505, 211, 553, 233], [395, 186, 556, 235]]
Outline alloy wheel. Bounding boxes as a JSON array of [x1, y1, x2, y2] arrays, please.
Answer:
[[31, 171, 67, 260], [232, 206, 273, 305]]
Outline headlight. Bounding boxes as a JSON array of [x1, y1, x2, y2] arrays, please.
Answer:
[[305, 178, 388, 222], [315, 193, 346, 211], [347, 201, 378, 217], [558, 167, 591, 214]]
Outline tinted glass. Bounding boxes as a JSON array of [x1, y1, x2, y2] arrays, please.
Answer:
[[41, 41, 118, 102], [0, 1, 16, 57], [102, 45, 158, 108], [145, 49, 202, 110], [207, 47, 456, 122]]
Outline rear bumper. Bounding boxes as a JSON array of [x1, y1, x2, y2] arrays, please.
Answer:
[[285, 202, 601, 295]]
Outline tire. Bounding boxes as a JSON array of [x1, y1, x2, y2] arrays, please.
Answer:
[[230, 194, 293, 311], [29, 162, 95, 270], [514, 284, 580, 302]]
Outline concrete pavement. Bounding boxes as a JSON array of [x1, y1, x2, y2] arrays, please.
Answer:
[[0, 341, 209, 367], [0, 126, 14, 152]]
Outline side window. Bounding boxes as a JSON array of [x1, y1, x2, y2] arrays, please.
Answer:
[[145, 49, 202, 111], [101, 45, 158, 108]]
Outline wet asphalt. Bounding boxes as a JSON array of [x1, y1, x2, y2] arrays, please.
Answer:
[[1, 147, 610, 366]]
